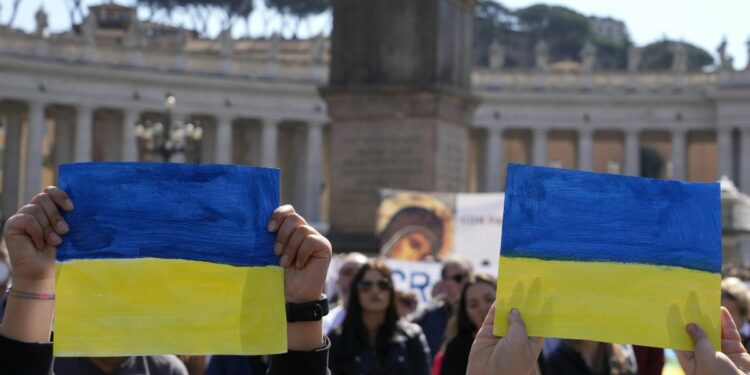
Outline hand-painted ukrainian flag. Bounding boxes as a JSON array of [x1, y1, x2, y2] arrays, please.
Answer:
[[55, 163, 286, 357], [495, 164, 721, 350]]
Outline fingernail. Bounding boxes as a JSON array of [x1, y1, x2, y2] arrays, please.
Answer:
[[267, 221, 277, 232], [274, 243, 282, 255], [510, 308, 520, 317], [57, 221, 69, 234], [686, 323, 697, 334], [280, 254, 289, 267], [64, 199, 74, 211], [49, 232, 62, 245]]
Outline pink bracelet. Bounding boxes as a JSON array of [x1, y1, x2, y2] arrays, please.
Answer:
[[5, 286, 55, 300]]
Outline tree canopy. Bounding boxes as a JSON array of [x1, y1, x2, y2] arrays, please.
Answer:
[[473, 1, 713, 71]]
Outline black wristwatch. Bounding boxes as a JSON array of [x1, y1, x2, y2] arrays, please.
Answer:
[[286, 295, 329, 323]]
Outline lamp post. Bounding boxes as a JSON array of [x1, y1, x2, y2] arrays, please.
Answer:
[[134, 94, 203, 162]]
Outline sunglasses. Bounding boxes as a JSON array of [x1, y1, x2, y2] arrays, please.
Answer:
[[443, 273, 467, 283], [358, 280, 391, 292]]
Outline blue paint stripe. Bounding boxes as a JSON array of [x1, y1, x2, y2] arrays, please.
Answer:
[[500, 164, 722, 273], [57, 162, 280, 267]]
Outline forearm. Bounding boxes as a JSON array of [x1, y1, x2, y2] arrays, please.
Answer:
[[287, 320, 324, 351], [0, 278, 55, 343]]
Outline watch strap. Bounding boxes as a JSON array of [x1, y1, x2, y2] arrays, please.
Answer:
[[286, 295, 329, 323]]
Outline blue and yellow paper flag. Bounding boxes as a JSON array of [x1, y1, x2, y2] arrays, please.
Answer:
[[55, 162, 286, 356], [495, 164, 721, 350]]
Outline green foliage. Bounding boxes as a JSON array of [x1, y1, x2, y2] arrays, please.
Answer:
[[514, 4, 591, 62], [473, 1, 713, 71], [641, 40, 714, 71], [473, 0, 514, 66]]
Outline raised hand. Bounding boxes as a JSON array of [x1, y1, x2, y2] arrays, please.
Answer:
[[677, 306, 750, 375], [268, 204, 332, 304], [3, 186, 73, 285], [467, 303, 544, 375]]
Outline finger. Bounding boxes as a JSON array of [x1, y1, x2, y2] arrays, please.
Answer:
[[30, 193, 68, 234], [284, 225, 315, 267], [275, 212, 307, 258], [721, 307, 744, 344], [13, 213, 46, 250], [267, 204, 295, 232], [43, 186, 74, 211], [19, 204, 60, 247], [675, 350, 694, 372], [721, 339, 746, 355], [686, 323, 716, 356], [507, 308, 530, 341], [295, 234, 328, 269]]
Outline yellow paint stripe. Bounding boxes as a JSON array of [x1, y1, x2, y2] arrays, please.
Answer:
[[494, 257, 720, 350], [55, 258, 286, 356]]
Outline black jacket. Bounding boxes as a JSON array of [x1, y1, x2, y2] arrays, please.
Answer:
[[0, 334, 330, 375], [329, 320, 431, 375]]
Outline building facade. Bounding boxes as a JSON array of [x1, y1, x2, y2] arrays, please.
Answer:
[[1, 6, 749, 247]]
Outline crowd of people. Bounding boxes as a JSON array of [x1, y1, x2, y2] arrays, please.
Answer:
[[1, 186, 750, 374]]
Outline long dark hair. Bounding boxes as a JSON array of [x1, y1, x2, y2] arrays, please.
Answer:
[[341, 259, 400, 360], [446, 273, 497, 342]]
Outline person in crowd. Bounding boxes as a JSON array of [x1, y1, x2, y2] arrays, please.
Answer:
[[413, 255, 473, 358], [723, 276, 750, 350], [438, 274, 500, 375], [206, 355, 267, 375], [329, 260, 431, 374], [396, 289, 419, 318], [0, 187, 332, 375], [54, 355, 188, 374], [545, 340, 637, 375], [324, 252, 368, 334]]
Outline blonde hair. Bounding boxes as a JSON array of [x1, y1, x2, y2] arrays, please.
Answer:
[[722, 277, 750, 320]]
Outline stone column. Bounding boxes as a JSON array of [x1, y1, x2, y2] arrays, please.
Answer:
[[121, 108, 140, 161], [671, 128, 686, 180], [215, 115, 233, 164], [624, 129, 640, 176], [578, 128, 593, 171], [2, 109, 23, 223], [532, 128, 547, 166], [740, 128, 750, 192], [302, 123, 324, 221], [261, 119, 279, 167], [717, 127, 734, 180], [74, 106, 93, 162], [51, 111, 75, 180], [484, 128, 503, 191], [24, 101, 47, 202]]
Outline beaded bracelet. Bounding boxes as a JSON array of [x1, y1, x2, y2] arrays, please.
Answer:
[[5, 286, 55, 300]]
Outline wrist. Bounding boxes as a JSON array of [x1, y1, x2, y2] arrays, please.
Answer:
[[9, 278, 55, 294], [286, 320, 324, 351]]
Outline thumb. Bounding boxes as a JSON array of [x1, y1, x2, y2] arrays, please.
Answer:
[[507, 308, 529, 340], [687, 323, 716, 357]]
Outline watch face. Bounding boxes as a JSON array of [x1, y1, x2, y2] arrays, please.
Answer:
[[0, 262, 9, 286]]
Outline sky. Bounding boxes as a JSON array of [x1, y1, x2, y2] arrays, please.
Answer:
[[2, 0, 749, 68]]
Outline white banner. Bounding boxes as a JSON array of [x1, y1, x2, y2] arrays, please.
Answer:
[[454, 193, 504, 275], [384, 259, 443, 304]]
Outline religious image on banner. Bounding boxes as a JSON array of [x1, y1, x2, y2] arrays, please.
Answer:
[[376, 189, 455, 261]]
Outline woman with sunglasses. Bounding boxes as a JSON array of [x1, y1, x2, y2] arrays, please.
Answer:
[[329, 260, 431, 375], [436, 274, 499, 375]]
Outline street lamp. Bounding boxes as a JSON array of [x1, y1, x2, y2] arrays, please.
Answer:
[[134, 94, 203, 162]]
